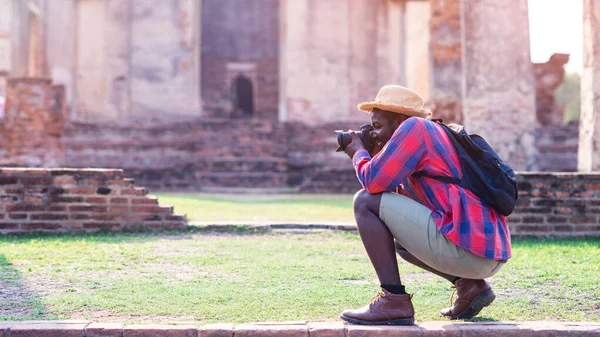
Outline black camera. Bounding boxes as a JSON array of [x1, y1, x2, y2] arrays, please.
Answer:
[[335, 124, 375, 153]]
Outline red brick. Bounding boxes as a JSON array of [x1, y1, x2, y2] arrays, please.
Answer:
[[457, 323, 523, 337], [554, 224, 574, 232], [23, 196, 43, 203], [53, 177, 77, 185], [67, 188, 96, 195], [5, 204, 45, 212], [201, 323, 233, 337], [84, 322, 122, 337], [87, 179, 104, 186], [52, 195, 84, 204], [308, 322, 344, 337], [120, 188, 148, 196], [91, 214, 124, 221], [522, 216, 544, 223], [0, 195, 18, 203], [588, 200, 600, 206], [165, 214, 186, 221], [584, 183, 600, 190], [9, 321, 89, 337], [547, 216, 568, 223], [346, 324, 422, 337], [69, 205, 107, 213], [554, 207, 573, 215], [4, 187, 24, 194], [574, 191, 596, 198], [574, 225, 600, 231], [524, 321, 571, 336], [0, 177, 18, 185], [420, 321, 461, 337], [0, 223, 19, 229], [131, 197, 158, 205], [109, 206, 129, 213], [553, 191, 570, 198], [507, 216, 521, 223], [565, 200, 587, 207], [108, 178, 134, 186], [21, 223, 62, 230], [70, 214, 91, 220], [517, 225, 552, 232], [234, 323, 307, 337], [122, 324, 198, 337], [8, 213, 27, 220], [85, 197, 107, 204], [569, 216, 598, 224], [31, 213, 68, 221], [46, 205, 66, 212], [19, 177, 53, 185], [110, 198, 129, 204]]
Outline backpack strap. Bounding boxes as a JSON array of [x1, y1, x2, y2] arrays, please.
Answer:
[[412, 171, 462, 185]]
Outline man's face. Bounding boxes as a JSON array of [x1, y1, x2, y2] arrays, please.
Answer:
[[370, 108, 402, 149]]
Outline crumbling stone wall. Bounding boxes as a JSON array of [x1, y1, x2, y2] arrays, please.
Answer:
[[0, 168, 186, 235]]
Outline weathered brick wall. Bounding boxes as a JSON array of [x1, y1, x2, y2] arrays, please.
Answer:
[[536, 122, 579, 172], [0, 78, 65, 167], [0, 168, 186, 235], [509, 172, 600, 237]]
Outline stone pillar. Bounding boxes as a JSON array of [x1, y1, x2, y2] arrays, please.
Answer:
[[462, 0, 538, 171], [45, 0, 76, 117], [2, 78, 65, 167], [429, 0, 463, 124], [579, 0, 600, 172]]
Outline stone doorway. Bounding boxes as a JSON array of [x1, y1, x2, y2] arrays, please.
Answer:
[[231, 73, 254, 118]]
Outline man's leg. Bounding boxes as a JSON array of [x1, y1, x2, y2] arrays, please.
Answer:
[[352, 189, 401, 288], [339, 190, 414, 326], [394, 241, 459, 284]]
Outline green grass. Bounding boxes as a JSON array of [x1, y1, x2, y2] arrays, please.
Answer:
[[0, 231, 598, 324], [154, 193, 355, 223]]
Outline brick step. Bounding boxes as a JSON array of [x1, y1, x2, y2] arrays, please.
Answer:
[[1, 320, 598, 336]]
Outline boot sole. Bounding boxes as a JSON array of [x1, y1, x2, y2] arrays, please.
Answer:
[[340, 315, 414, 326], [451, 289, 496, 320]]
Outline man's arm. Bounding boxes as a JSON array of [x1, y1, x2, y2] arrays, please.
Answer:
[[352, 118, 427, 194]]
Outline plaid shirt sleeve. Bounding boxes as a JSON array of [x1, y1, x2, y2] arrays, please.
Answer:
[[352, 118, 427, 193]]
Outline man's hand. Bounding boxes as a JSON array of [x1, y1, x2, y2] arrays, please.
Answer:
[[343, 130, 366, 158]]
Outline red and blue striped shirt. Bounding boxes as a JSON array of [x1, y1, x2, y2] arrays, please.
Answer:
[[352, 117, 511, 261]]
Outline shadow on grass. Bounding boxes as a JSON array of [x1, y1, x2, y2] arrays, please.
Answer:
[[0, 254, 48, 320]]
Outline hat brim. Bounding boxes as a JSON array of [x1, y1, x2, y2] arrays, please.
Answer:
[[357, 101, 432, 119]]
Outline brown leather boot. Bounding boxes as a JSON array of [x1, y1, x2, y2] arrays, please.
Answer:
[[340, 289, 414, 325], [440, 278, 496, 319]]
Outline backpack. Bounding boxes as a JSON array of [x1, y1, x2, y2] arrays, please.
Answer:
[[412, 119, 518, 216]]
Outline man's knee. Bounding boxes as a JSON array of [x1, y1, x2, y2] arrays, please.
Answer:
[[353, 189, 381, 216]]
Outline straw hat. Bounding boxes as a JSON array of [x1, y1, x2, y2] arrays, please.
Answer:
[[357, 85, 432, 119]]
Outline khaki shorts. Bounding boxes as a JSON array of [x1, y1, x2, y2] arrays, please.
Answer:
[[379, 192, 505, 279]]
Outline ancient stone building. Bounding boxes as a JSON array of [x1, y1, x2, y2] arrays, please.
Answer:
[[0, 0, 595, 192]]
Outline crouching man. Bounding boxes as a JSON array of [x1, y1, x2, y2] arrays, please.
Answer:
[[340, 85, 510, 326]]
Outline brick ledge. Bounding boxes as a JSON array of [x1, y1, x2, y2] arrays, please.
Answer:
[[0, 320, 598, 337]]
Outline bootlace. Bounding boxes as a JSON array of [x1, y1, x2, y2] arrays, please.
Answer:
[[449, 285, 457, 306], [370, 291, 386, 304]]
